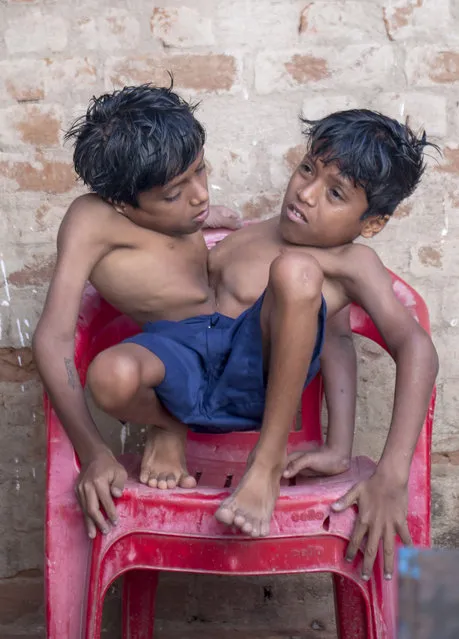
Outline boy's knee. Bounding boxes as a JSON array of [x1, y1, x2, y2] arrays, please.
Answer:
[[268, 253, 323, 302], [87, 350, 140, 412]]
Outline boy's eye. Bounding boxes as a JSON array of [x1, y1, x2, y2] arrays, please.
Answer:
[[330, 188, 342, 200], [164, 192, 181, 202], [301, 163, 312, 173]]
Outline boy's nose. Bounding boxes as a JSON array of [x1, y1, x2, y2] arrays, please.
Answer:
[[297, 181, 318, 207], [191, 182, 209, 206]]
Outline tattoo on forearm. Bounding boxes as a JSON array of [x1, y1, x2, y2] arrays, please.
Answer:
[[64, 357, 77, 389]]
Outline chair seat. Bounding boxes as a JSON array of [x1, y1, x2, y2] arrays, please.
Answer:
[[106, 454, 375, 540]]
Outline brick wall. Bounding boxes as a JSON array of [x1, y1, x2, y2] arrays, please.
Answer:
[[0, 0, 458, 636]]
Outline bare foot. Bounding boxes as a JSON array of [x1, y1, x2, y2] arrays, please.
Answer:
[[139, 426, 197, 490], [215, 459, 283, 537]]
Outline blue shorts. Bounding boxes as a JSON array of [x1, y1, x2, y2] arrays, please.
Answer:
[[123, 294, 327, 433]]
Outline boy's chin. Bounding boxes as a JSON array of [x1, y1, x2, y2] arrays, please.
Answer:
[[279, 214, 310, 246]]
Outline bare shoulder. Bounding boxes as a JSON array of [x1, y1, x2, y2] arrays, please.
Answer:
[[58, 193, 116, 247], [337, 242, 390, 284]]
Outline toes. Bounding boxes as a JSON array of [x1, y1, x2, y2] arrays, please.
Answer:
[[215, 505, 236, 526], [166, 473, 178, 489], [241, 520, 253, 535], [147, 474, 158, 488], [179, 474, 197, 489], [260, 520, 270, 537], [233, 513, 246, 529], [158, 473, 177, 490], [139, 469, 150, 484]]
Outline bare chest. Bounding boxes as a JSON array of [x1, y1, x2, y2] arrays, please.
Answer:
[[91, 235, 214, 322]]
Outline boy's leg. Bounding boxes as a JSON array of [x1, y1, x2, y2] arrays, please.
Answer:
[[87, 343, 196, 489], [215, 252, 323, 536]]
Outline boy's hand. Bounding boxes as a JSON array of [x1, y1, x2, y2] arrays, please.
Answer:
[[332, 472, 412, 580], [205, 205, 243, 230], [283, 445, 350, 478], [76, 450, 127, 539]]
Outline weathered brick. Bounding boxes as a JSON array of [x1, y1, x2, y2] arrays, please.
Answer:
[[433, 377, 459, 451], [7, 256, 55, 288], [302, 94, 361, 120], [5, 11, 67, 54], [0, 348, 36, 383], [435, 146, 459, 174], [382, 0, 451, 42], [75, 9, 140, 51], [0, 59, 46, 103], [150, 7, 215, 47], [442, 281, 459, 328], [299, 1, 387, 42], [204, 146, 257, 193], [0, 286, 48, 348], [105, 54, 240, 94], [406, 47, 459, 85], [0, 104, 64, 148], [0, 154, 76, 194], [268, 143, 304, 190], [370, 92, 448, 138], [44, 57, 101, 97], [435, 329, 459, 380], [255, 45, 400, 94], [241, 192, 281, 220], [432, 464, 459, 548], [0, 192, 70, 245], [0, 574, 43, 625], [410, 242, 444, 276], [214, 0, 300, 48]]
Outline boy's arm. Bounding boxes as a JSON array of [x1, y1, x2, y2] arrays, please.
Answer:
[[332, 245, 438, 580], [33, 198, 127, 538], [284, 306, 356, 478]]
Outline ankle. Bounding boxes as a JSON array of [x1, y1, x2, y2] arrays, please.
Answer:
[[250, 452, 286, 477]]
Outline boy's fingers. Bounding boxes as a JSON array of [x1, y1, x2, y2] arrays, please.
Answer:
[[97, 484, 118, 525], [84, 484, 109, 534], [396, 520, 412, 547], [332, 483, 360, 512], [345, 519, 367, 562], [110, 467, 127, 498], [383, 527, 395, 579], [84, 514, 97, 539], [361, 528, 381, 579], [76, 484, 96, 537]]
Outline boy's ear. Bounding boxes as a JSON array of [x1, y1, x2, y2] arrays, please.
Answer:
[[360, 214, 390, 239], [111, 200, 129, 216]]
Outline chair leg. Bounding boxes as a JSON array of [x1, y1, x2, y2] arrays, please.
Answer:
[[46, 501, 91, 639], [333, 574, 370, 639], [122, 569, 159, 639]]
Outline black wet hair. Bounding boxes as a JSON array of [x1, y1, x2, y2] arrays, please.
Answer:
[[65, 81, 206, 206], [301, 109, 438, 219]]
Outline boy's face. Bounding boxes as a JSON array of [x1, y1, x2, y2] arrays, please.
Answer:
[[279, 154, 386, 247], [121, 150, 209, 236]]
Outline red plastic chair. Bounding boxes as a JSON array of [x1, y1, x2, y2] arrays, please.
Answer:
[[45, 229, 435, 639]]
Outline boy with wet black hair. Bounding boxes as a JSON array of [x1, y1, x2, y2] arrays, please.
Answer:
[[33, 85, 357, 551], [209, 109, 438, 579]]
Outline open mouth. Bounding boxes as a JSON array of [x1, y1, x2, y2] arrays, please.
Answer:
[[286, 204, 308, 224], [194, 207, 209, 223]]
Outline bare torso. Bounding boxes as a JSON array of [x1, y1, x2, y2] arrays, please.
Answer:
[[209, 216, 351, 319], [88, 204, 216, 324]]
